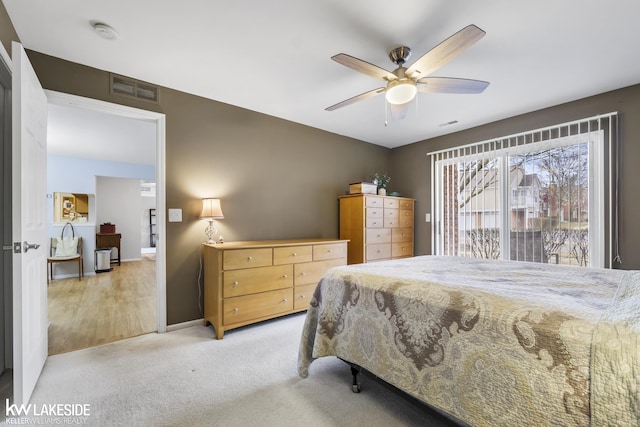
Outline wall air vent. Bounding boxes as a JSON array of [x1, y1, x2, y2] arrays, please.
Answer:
[[110, 74, 160, 104]]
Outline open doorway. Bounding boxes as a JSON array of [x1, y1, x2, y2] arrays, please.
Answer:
[[45, 91, 166, 354]]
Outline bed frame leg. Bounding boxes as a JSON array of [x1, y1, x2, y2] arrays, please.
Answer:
[[350, 365, 361, 393]]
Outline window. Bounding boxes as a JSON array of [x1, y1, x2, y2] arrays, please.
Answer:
[[430, 113, 619, 268]]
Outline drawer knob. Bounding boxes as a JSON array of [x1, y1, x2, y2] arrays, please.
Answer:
[[283, 298, 288, 303], [377, 250, 381, 253], [233, 308, 239, 313], [300, 295, 305, 299], [293, 252, 297, 256], [300, 272, 306, 276], [283, 275, 288, 279], [247, 256, 253, 261], [232, 281, 239, 286], [328, 249, 333, 253]]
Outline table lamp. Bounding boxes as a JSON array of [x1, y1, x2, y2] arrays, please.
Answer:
[[200, 198, 224, 244]]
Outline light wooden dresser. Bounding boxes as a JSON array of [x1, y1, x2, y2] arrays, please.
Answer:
[[339, 194, 415, 264], [202, 238, 348, 339]]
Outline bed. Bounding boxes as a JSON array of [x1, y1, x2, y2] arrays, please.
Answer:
[[298, 256, 640, 427]]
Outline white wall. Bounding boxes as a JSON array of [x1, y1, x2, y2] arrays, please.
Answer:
[[96, 177, 146, 262]]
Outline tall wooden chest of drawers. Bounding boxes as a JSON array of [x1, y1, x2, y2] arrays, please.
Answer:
[[339, 194, 415, 264], [202, 238, 348, 339]]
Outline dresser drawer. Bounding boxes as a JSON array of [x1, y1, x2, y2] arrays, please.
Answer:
[[294, 283, 317, 310], [366, 243, 391, 261], [392, 228, 413, 243], [384, 198, 399, 209], [294, 258, 345, 286], [366, 228, 391, 244], [392, 242, 413, 258], [383, 216, 399, 228], [365, 196, 383, 208], [223, 248, 273, 270], [223, 265, 293, 298], [223, 288, 293, 325], [385, 208, 399, 219], [399, 199, 414, 209], [366, 216, 383, 228], [365, 208, 383, 218], [398, 217, 413, 228], [273, 245, 312, 265], [400, 208, 413, 218], [313, 243, 346, 261]]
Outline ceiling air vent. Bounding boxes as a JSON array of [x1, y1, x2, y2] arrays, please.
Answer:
[[110, 74, 160, 103]]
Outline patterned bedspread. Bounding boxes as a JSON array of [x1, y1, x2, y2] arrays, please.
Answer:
[[298, 256, 640, 427]]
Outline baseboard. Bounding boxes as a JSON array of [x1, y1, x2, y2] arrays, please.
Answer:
[[166, 318, 204, 332]]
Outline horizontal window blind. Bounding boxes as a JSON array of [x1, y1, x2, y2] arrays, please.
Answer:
[[429, 112, 619, 268]]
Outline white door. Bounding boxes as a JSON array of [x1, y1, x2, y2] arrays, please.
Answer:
[[11, 41, 48, 405]]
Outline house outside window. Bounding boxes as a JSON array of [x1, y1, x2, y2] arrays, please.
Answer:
[[431, 114, 618, 268]]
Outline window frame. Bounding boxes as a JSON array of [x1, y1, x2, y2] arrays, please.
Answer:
[[433, 130, 605, 267]]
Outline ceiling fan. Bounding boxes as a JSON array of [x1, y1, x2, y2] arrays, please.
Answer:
[[326, 24, 489, 115]]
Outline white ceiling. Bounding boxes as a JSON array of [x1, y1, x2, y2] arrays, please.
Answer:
[[4, 0, 640, 150]]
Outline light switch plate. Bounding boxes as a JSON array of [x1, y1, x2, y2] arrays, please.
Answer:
[[168, 208, 182, 222], [425, 213, 431, 222]]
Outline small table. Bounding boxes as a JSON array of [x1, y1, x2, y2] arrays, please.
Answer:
[[96, 233, 122, 266]]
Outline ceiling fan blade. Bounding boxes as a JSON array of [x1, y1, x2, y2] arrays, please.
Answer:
[[417, 77, 489, 94], [326, 87, 386, 111], [406, 25, 486, 78], [331, 53, 397, 81]]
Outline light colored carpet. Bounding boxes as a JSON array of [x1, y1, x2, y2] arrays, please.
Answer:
[[22, 313, 460, 426]]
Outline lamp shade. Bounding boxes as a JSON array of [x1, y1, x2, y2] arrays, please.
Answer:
[[200, 198, 224, 219]]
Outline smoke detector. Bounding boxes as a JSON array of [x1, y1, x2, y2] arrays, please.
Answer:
[[92, 22, 118, 40]]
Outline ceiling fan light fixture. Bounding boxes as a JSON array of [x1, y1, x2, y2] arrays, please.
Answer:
[[385, 80, 417, 105]]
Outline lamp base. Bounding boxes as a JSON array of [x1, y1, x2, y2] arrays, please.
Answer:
[[205, 220, 218, 245]]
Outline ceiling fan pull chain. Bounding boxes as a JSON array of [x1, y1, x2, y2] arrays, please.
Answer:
[[384, 98, 388, 127]]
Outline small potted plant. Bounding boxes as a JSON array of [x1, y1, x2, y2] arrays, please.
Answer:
[[371, 172, 390, 196]]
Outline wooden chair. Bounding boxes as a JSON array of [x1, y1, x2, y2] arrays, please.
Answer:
[[47, 236, 83, 283]]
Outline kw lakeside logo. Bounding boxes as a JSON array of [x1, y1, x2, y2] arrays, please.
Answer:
[[5, 399, 91, 425]]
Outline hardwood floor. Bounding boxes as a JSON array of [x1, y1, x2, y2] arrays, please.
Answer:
[[47, 255, 156, 355]]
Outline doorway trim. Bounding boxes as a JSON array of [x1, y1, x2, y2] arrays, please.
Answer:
[[45, 90, 167, 333], [0, 41, 12, 375]]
